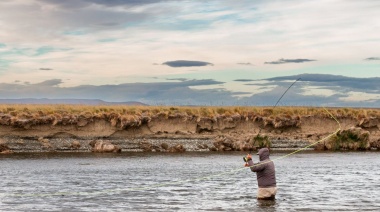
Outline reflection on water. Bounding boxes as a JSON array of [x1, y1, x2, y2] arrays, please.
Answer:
[[1, 152, 380, 211]]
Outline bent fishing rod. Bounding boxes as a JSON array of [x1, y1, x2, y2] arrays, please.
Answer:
[[251, 78, 301, 152]]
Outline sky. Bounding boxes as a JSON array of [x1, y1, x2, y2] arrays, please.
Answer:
[[0, 0, 380, 107]]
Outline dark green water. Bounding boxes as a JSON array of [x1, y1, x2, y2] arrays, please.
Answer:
[[1, 152, 379, 211]]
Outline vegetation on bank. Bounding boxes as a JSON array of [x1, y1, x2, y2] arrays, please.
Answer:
[[1, 104, 379, 119], [1, 104, 379, 131], [327, 128, 371, 151], [0, 105, 379, 152]]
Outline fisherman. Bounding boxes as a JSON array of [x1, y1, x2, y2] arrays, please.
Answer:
[[244, 147, 277, 200]]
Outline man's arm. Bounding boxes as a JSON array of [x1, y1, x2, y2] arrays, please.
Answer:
[[245, 154, 266, 172]]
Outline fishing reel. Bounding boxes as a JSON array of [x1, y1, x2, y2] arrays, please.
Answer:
[[243, 156, 252, 162], [243, 155, 252, 167]]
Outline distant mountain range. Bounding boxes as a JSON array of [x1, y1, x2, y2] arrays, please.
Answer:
[[0, 98, 147, 105]]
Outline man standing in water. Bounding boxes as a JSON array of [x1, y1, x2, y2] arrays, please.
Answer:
[[245, 147, 277, 200]]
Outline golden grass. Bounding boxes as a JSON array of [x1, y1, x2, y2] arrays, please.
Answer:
[[0, 104, 379, 119]]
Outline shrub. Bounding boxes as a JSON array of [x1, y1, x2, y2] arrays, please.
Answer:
[[328, 129, 370, 151], [252, 134, 271, 148]]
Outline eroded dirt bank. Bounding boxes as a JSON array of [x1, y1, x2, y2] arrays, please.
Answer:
[[1, 107, 380, 153]]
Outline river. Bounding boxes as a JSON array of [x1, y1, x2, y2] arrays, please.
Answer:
[[1, 151, 379, 211]]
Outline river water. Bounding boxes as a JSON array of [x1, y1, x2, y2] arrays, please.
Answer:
[[1, 151, 379, 211]]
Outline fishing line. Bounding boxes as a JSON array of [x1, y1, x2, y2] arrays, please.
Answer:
[[3, 79, 334, 198], [1, 78, 330, 199], [4, 107, 340, 198]]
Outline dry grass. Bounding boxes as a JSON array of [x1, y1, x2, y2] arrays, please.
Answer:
[[0, 104, 379, 119]]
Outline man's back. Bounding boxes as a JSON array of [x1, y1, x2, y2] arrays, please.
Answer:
[[247, 148, 277, 199]]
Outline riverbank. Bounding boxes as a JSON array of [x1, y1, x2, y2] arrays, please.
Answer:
[[1, 105, 379, 153]]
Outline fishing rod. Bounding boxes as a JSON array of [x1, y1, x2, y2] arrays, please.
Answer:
[[250, 78, 301, 154], [244, 78, 301, 164], [272, 78, 301, 109]]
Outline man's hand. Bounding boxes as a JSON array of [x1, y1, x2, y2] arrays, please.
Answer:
[[246, 154, 252, 160], [244, 154, 253, 167]]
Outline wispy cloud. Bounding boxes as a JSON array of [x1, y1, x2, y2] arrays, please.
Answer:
[[39, 68, 53, 71], [364, 57, 380, 61], [234, 79, 254, 82], [264, 59, 316, 64], [162, 60, 213, 67], [237, 62, 253, 66], [37, 0, 169, 8], [166, 78, 189, 81], [34, 79, 63, 87]]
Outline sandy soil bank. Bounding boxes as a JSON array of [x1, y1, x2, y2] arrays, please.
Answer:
[[1, 106, 379, 153]]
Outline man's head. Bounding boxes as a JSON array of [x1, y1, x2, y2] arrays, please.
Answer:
[[257, 147, 270, 161]]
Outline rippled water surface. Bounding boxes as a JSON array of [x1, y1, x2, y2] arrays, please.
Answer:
[[1, 151, 379, 211]]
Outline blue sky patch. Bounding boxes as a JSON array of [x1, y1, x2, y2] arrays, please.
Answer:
[[63, 30, 87, 36]]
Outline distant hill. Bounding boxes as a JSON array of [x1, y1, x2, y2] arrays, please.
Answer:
[[0, 98, 148, 105]]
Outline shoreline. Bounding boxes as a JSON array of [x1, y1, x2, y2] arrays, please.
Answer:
[[1, 137, 317, 153]]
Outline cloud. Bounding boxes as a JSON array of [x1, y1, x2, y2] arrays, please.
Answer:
[[162, 60, 214, 67], [240, 85, 342, 106], [1, 75, 380, 107], [365, 57, 380, 61], [234, 79, 254, 82], [268, 89, 378, 107], [237, 62, 253, 65], [264, 73, 380, 91], [1, 1, 379, 76], [240, 81, 380, 107], [37, 0, 168, 8], [166, 78, 189, 82], [34, 79, 63, 87], [0, 79, 232, 105], [1, 0, 380, 107], [264, 58, 316, 64], [239, 73, 380, 106], [39, 68, 53, 70], [1, 0, 174, 39]]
